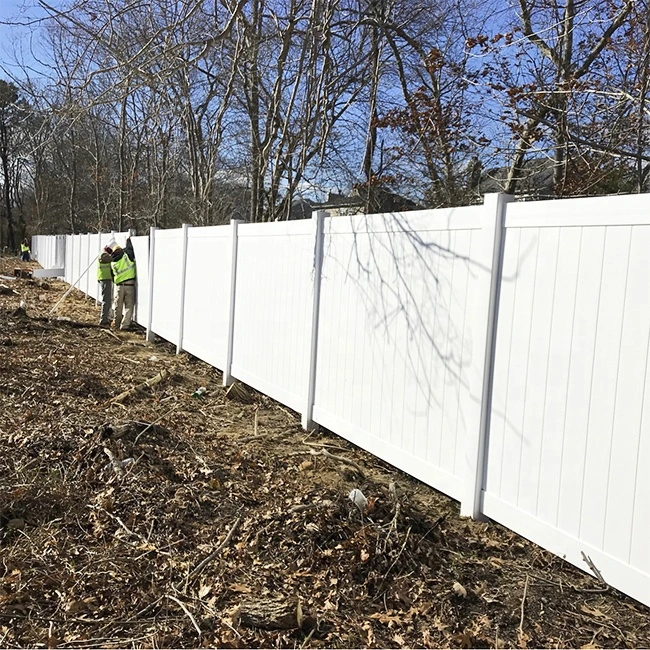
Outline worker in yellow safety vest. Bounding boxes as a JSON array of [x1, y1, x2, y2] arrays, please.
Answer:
[[110, 239, 137, 331], [20, 239, 30, 262], [97, 246, 114, 327]]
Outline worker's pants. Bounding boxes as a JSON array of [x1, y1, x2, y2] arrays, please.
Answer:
[[99, 280, 113, 325], [114, 283, 135, 330]]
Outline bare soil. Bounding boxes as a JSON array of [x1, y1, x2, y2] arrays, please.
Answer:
[[1, 256, 649, 649]]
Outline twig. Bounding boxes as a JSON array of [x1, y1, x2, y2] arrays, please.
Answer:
[[122, 595, 166, 623], [166, 595, 202, 638], [528, 573, 562, 588], [374, 526, 412, 599], [290, 447, 365, 477], [110, 367, 173, 405], [581, 551, 608, 586], [184, 516, 242, 585], [0, 613, 109, 625], [301, 627, 316, 648], [289, 500, 335, 513], [518, 574, 530, 636], [300, 440, 350, 453], [133, 405, 178, 445], [103, 447, 125, 477], [90, 506, 148, 546], [383, 500, 401, 552], [102, 328, 122, 344]]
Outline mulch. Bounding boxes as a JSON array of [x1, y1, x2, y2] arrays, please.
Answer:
[[1, 255, 649, 648]]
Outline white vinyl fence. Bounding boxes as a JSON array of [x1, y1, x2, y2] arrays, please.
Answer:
[[31, 234, 66, 270], [32, 193, 650, 608]]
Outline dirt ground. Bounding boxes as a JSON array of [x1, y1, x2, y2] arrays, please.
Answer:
[[0, 256, 649, 649]]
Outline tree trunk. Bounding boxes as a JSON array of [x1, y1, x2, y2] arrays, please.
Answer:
[[0, 120, 16, 250], [118, 91, 129, 231]]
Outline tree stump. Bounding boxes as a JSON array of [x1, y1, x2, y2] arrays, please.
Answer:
[[238, 597, 303, 630]]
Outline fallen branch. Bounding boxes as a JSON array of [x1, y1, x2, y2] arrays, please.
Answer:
[[102, 328, 123, 343], [111, 368, 173, 405], [301, 440, 351, 453], [238, 597, 303, 630], [184, 516, 242, 585], [581, 551, 608, 586], [167, 595, 202, 638], [293, 447, 365, 478], [30, 314, 102, 329], [96, 506, 146, 544], [133, 406, 178, 445]]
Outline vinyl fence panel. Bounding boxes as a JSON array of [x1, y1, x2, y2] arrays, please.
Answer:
[[181, 225, 232, 369], [130, 235, 150, 328], [150, 228, 184, 345], [230, 220, 315, 412], [484, 194, 650, 607], [312, 207, 486, 501], [87, 234, 101, 300]]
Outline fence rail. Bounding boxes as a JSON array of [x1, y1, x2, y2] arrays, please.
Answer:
[[31, 193, 650, 608]]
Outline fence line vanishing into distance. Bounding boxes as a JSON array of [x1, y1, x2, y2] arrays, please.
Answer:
[[32, 192, 650, 607]]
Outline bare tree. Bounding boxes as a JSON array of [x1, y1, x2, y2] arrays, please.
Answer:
[[481, 0, 635, 196]]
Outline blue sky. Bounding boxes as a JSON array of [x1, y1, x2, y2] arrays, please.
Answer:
[[0, 0, 52, 80]]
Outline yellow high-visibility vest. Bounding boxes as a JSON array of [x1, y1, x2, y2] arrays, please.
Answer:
[[111, 254, 136, 284], [97, 260, 112, 281]]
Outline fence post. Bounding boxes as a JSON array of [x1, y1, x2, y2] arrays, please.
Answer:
[[302, 210, 327, 430], [177, 223, 190, 354], [460, 193, 513, 519], [223, 219, 242, 387], [146, 227, 158, 343], [85, 233, 92, 297], [74, 235, 81, 289], [95, 234, 103, 306]]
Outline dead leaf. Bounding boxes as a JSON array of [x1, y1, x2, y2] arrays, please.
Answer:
[[298, 460, 314, 471], [452, 581, 467, 598], [362, 621, 375, 645], [580, 604, 611, 620], [198, 584, 212, 599], [229, 583, 252, 594], [451, 632, 472, 648], [517, 628, 529, 648], [65, 600, 87, 614], [360, 548, 370, 562], [369, 611, 402, 625]]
